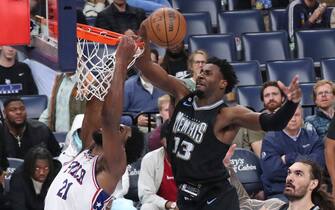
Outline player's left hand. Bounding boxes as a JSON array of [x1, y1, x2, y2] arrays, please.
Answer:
[[115, 35, 137, 68], [223, 144, 237, 167], [277, 75, 301, 103]]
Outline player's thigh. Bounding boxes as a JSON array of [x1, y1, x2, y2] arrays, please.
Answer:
[[202, 185, 239, 210]]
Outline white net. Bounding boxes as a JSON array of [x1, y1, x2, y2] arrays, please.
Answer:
[[76, 38, 144, 101]]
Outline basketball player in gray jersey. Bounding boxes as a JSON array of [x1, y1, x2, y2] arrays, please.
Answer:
[[135, 24, 302, 210]]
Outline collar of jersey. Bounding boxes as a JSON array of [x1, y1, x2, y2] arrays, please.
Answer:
[[192, 96, 225, 111]]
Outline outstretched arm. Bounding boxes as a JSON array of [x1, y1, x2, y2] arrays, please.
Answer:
[[216, 76, 301, 133], [101, 36, 138, 180], [135, 22, 189, 103]]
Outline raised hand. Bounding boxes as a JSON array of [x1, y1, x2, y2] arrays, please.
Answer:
[[223, 144, 237, 167], [115, 35, 137, 68], [277, 75, 301, 103]]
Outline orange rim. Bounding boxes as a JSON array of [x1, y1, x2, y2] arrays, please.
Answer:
[[77, 24, 144, 47]]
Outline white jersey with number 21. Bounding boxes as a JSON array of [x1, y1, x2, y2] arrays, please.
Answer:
[[45, 149, 114, 210]]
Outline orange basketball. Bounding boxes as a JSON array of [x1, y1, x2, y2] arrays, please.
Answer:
[[145, 8, 187, 48]]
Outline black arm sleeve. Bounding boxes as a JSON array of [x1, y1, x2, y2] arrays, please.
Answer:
[[259, 100, 299, 131], [327, 116, 335, 140]]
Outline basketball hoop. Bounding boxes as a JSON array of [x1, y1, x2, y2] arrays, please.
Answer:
[[76, 24, 144, 101]]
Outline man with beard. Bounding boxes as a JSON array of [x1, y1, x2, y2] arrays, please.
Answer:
[[0, 97, 60, 158], [160, 42, 188, 78], [260, 106, 325, 202], [305, 80, 335, 140], [233, 81, 286, 157], [135, 24, 302, 210], [278, 160, 334, 210]]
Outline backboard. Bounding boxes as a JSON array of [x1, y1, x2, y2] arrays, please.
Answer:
[[17, 0, 77, 72]]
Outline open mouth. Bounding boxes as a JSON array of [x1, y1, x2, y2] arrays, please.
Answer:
[[285, 183, 295, 190]]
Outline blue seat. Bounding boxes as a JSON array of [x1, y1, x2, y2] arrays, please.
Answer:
[[242, 31, 290, 65], [295, 29, 335, 62], [300, 83, 316, 116], [231, 61, 262, 86], [231, 148, 263, 195], [53, 132, 68, 149], [183, 12, 212, 44], [188, 34, 237, 62], [266, 58, 316, 86], [321, 58, 335, 81], [4, 158, 24, 192], [227, 0, 252, 10], [0, 95, 48, 119], [172, 0, 222, 28], [236, 85, 264, 112], [269, 9, 288, 31], [218, 10, 265, 35]]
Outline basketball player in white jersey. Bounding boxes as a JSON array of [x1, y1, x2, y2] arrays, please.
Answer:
[[45, 36, 145, 210]]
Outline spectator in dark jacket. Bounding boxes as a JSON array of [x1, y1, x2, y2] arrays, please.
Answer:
[[9, 146, 60, 210], [260, 106, 325, 202], [1, 97, 61, 158]]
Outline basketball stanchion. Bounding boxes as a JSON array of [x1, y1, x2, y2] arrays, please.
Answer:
[[76, 24, 144, 101]]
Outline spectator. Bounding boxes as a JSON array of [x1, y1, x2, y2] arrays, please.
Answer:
[[261, 106, 325, 201], [305, 80, 335, 140], [279, 160, 335, 210], [233, 81, 286, 157], [288, 0, 329, 39], [325, 115, 335, 196], [0, 125, 9, 210], [1, 97, 61, 158], [182, 50, 208, 92], [0, 46, 38, 95], [83, 0, 110, 18], [148, 94, 171, 151], [138, 121, 178, 210], [127, 0, 171, 12], [9, 146, 60, 210], [95, 0, 146, 34], [122, 72, 165, 127], [160, 42, 188, 78], [39, 73, 86, 132]]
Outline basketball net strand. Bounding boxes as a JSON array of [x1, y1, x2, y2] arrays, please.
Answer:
[[76, 38, 144, 101]]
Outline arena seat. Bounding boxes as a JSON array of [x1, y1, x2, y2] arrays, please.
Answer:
[[269, 9, 288, 31], [320, 58, 335, 81], [300, 83, 316, 116], [236, 85, 264, 112], [53, 132, 68, 149], [0, 95, 48, 119], [231, 61, 262, 86], [266, 58, 316, 86], [242, 31, 290, 65], [183, 12, 212, 44], [230, 148, 263, 195], [295, 29, 335, 63], [188, 34, 237, 62], [172, 0, 222, 28], [218, 10, 265, 35], [227, 0, 252, 10], [124, 158, 142, 202], [4, 158, 24, 193]]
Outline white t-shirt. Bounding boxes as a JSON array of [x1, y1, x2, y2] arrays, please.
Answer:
[[45, 150, 114, 210]]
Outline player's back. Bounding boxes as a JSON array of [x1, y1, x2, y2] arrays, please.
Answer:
[[45, 149, 114, 210]]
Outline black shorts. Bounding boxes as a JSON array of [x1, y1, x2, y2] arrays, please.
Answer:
[[177, 179, 239, 210]]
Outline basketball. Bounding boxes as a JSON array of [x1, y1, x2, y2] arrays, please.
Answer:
[[145, 8, 187, 48]]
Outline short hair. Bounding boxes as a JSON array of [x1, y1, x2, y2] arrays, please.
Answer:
[[3, 97, 24, 108], [206, 57, 238, 93], [260, 81, 285, 101], [157, 94, 170, 111], [92, 127, 144, 165], [312, 80, 335, 101], [295, 160, 335, 210], [150, 49, 159, 62], [187, 49, 208, 70], [23, 146, 55, 183]]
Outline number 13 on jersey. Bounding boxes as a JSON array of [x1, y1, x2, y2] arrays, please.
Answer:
[[172, 137, 195, 160]]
